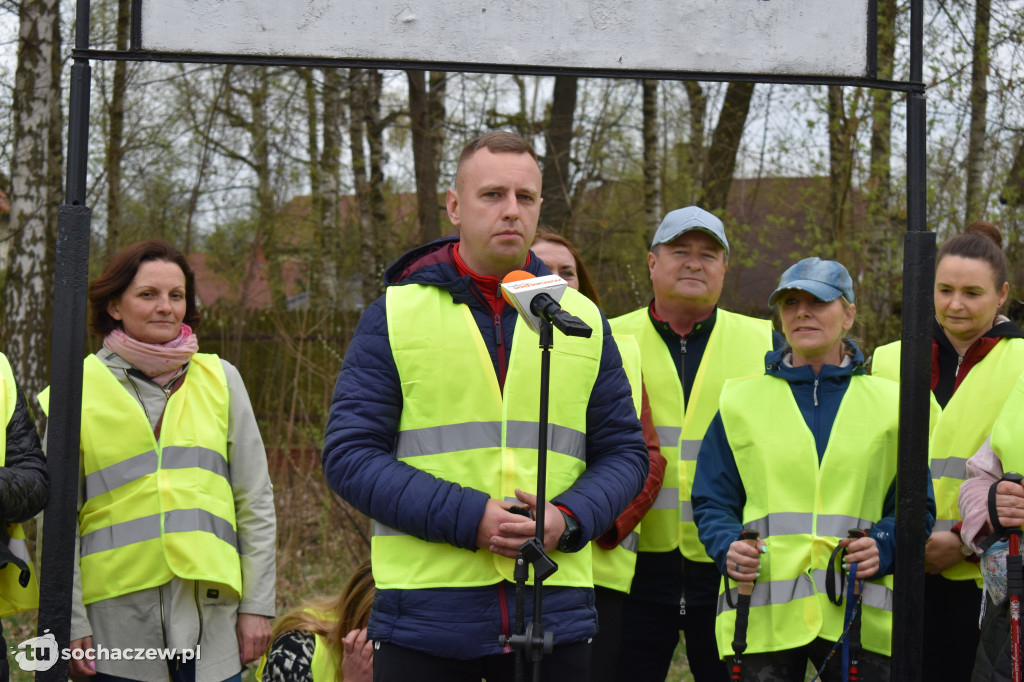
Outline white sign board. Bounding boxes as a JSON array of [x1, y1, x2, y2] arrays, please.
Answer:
[[138, 0, 875, 78]]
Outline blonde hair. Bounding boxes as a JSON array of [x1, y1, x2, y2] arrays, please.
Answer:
[[269, 561, 375, 682]]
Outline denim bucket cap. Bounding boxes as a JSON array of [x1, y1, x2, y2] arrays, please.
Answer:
[[650, 206, 729, 254], [769, 257, 855, 306]]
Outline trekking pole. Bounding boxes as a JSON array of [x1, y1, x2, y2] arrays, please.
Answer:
[[1002, 472, 1024, 682], [842, 529, 867, 682], [729, 530, 761, 682], [815, 528, 867, 682]]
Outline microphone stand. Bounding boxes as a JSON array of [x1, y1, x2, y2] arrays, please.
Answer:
[[501, 306, 591, 682]]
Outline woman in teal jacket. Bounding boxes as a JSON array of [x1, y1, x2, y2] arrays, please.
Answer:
[[692, 257, 935, 681]]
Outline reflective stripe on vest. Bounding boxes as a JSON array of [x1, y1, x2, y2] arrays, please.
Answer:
[[742, 512, 877, 540], [874, 338, 1024, 582], [716, 373, 899, 657], [718, 570, 893, 614], [75, 353, 241, 604], [373, 284, 602, 590], [592, 335, 643, 593], [0, 353, 39, 617], [395, 421, 586, 461], [84, 446, 229, 500], [611, 308, 772, 556]]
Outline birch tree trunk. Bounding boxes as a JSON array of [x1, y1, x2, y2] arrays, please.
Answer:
[[350, 69, 380, 308], [965, 0, 991, 223], [5, 0, 61, 400], [642, 80, 661, 230], [319, 68, 344, 304], [365, 70, 389, 283]]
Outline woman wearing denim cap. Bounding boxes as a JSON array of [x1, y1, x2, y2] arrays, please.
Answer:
[[691, 257, 935, 681]]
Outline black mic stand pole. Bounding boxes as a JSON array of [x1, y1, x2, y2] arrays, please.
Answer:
[[500, 294, 592, 681], [502, 316, 558, 682]]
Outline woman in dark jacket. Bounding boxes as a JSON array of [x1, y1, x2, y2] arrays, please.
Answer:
[[0, 352, 48, 682]]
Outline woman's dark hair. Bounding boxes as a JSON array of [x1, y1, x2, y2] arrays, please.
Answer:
[[88, 239, 201, 336], [936, 221, 1009, 291], [532, 228, 602, 308]]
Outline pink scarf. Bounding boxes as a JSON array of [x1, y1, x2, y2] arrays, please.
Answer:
[[103, 325, 200, 386]]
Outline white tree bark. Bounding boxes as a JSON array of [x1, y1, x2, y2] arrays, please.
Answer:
[[6, 0, 61, 399]]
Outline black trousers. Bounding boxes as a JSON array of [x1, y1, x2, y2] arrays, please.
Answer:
[[590, 586, 625, 682], [615, 597, 727, 682], [373, 640, 592, 682], [973, 593, 1012, 682], [923, 573, 981, 681], [738, 638, 890, 682]]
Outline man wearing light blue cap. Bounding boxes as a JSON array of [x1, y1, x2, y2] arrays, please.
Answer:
[[611, 207, 781, 681]]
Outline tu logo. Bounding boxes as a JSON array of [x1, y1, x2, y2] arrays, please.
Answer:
[[11, 630, 58, 672]]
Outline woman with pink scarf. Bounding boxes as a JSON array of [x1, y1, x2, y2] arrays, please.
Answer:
[[63, 240, 276, 682]]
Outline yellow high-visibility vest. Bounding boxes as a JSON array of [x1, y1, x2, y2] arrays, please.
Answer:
[[611, 308, 772, 558], [373, 284, 605, 590], [873, 338, 1024, 582], [989, 368, 1024, 486], [715, 373, 898, 656], [592, 334, 643, 593], [0, 352, 39, 617], [42, 354, 241, 604], [256, 610, 339, 682]]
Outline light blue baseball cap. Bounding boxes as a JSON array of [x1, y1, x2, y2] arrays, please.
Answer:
[[769, 257, 855, 305], [650, 206, 729, 254]]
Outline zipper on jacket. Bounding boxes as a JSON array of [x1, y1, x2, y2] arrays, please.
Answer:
[[813, 376, 820, 407], [498, 582, 512, 653], [194, 581, 204, 651], [955, 353, 964, 382], [680, 337, 688, 406], [124, 369, 154, 426], [494, 311, 508, 389]]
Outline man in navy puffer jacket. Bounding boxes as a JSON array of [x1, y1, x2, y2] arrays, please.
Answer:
[[322, 131, 647, 681]]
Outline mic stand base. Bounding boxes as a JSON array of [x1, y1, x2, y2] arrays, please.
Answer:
[[498, 539, 558, 682]]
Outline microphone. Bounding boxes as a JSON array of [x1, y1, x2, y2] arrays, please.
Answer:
[[501, 271, 593, 338]]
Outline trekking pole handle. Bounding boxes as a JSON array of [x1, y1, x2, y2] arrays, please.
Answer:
[[1004, 472, 1024, 531], [846, 528, 867, 589], [987, 473, 1024, 542], [737, 530, 761, 595]]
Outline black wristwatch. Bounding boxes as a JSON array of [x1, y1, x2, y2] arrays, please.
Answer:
[[557, 510, 581, 552]]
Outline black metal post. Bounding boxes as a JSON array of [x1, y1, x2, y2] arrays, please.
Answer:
[[36, 1, 92, 681], [891, 0, 931, 677]]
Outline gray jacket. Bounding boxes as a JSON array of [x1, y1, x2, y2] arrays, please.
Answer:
[[67, 350, 276, 682]]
